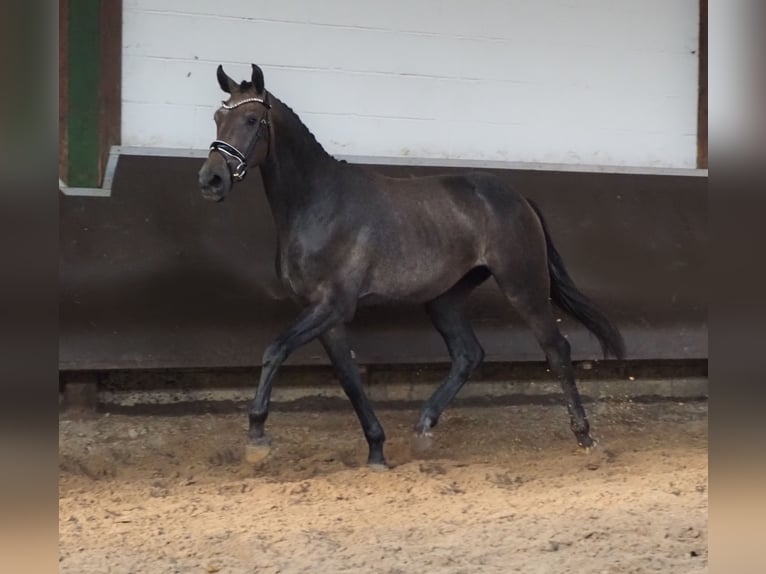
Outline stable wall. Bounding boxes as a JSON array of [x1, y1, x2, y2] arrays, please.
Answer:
[[122, 0, 701, 168]]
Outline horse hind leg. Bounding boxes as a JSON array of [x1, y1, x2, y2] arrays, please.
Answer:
[[414, 268, 489, 445], [491, 262, 595, 450], [320, 325, 387, 469]]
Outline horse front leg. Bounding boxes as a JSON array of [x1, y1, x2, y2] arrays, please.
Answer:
[[246, 302, 343, 463]]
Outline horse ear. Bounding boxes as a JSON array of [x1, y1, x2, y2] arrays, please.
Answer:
[[216, 65, 236, 93], [251, 64, 265, 94]]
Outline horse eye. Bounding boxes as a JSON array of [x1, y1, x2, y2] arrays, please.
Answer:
[[247, 116, 258, 126]]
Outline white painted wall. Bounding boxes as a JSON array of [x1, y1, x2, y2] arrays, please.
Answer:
[[122, 0, 700, 169]]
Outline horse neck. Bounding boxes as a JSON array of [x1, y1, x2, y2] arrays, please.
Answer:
[[258, 96, 338, 228]]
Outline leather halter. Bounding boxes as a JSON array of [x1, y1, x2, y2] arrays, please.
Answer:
[[209, 95, 271, 182]]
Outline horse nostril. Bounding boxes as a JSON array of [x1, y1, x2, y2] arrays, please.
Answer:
[[200, 172, 223, 192]]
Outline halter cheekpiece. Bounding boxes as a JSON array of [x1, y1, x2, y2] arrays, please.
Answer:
[[209, 96, 271, 181]]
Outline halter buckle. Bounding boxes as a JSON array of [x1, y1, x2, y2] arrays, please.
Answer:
[[232, 161, 248, 181]]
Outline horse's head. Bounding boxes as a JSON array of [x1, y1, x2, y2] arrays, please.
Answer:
[[198, 64, 271, 202]]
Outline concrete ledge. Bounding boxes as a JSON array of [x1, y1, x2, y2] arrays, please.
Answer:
[[96, 377, 707, 410], [61, 361, 708, 413]]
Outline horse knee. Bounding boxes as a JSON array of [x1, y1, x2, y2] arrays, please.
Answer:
[[262, 342, 287, 366], [455, 340, 484, 373], [466, 344, 485, 371]]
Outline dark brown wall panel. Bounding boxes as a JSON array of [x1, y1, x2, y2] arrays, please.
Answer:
[[98, 0, 121, 182], [60, 160, 707, 370]]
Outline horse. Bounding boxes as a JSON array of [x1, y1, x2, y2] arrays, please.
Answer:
[[198, 64, 626, 469]]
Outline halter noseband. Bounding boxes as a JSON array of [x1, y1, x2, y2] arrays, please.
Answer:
[[209, 96, 271, 182]]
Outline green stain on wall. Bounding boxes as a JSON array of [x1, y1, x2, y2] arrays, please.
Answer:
[[67, 0, 100, 187]]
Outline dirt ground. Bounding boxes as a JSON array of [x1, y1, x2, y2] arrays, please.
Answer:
[[59, 398, 708, 574]]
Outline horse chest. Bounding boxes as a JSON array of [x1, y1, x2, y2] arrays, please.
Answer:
[[275, 248, 302, 297], [275, 217, 373, 301], [275, 241, 324, 300]]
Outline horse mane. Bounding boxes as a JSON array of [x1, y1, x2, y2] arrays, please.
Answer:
[[269, 94, 338, 163]]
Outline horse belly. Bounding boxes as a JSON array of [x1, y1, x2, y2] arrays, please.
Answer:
[[366, 253, 478, 304]]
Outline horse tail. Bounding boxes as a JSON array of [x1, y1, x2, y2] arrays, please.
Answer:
[[527, 199, 626, 360]]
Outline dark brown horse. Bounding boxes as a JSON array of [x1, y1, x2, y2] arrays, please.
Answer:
[[198, 64, 625, 468]]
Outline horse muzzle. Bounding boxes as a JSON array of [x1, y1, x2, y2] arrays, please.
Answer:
[[198, 163, 230, 202]]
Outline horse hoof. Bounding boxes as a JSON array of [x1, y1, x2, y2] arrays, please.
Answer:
[[367, 462, 389, 472], [411, 432, 434, 453], [245, 438, 272, 465], [578, 437, 598, 453]]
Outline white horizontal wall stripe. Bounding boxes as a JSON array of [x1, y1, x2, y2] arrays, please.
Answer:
[[124, 0, 696, 53], [122, 0, 700, 168]]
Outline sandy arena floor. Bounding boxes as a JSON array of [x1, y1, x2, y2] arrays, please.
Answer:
[[59, 399, 708, 573]]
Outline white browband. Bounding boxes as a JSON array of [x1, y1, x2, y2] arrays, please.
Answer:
[[220, 97, 269, 110]]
